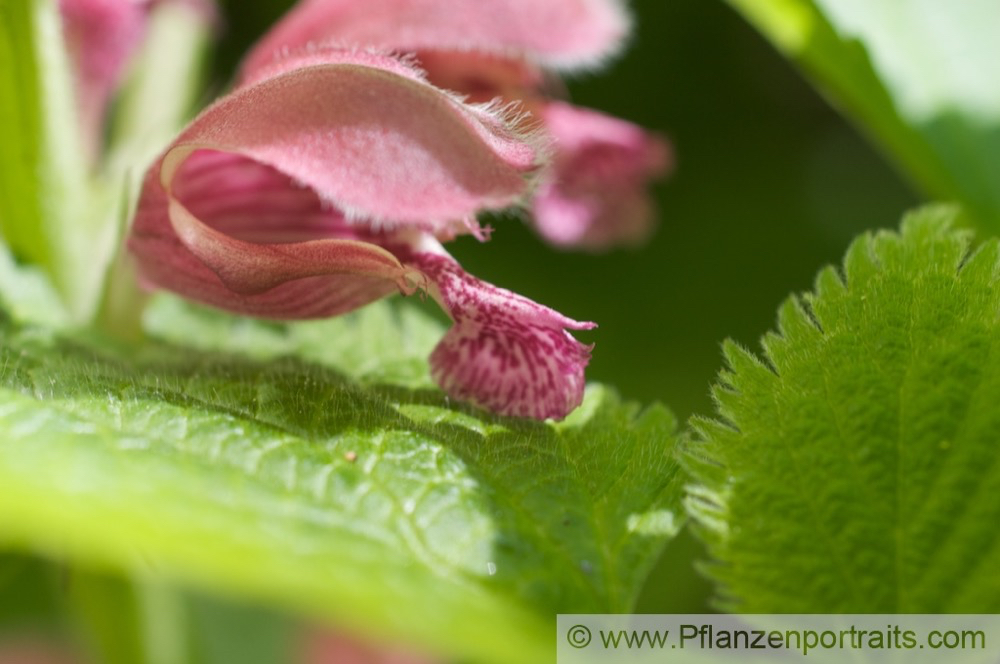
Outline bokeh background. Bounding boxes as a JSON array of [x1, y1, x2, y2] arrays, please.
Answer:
[[209, 0, 920, 614]]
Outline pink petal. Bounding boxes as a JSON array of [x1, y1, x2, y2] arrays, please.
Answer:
[[59, 0, 149, 156], [129, 49, 541, 319], [59, 0, 217, 159], [238, 46, 544, 207], [168, 49, 541, 234], [401, 241, 594, 420], [239, 43, 432, 88], [128, 47, 595, 420], [532, 101, 671, 251], [130, 159, 411, 319], [414, 50, 549, 109], [169, 149, 365, 244], [241, 0, 631, 79]]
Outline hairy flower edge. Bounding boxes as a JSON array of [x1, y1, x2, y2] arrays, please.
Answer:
[[237, 0, 668, 252], [241, 0, 632, 79], [129, 50, 593, 419]]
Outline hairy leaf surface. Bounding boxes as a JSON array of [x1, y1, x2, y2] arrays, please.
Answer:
[[0, 295, 682, 664], [688, 206, 1000, 612]]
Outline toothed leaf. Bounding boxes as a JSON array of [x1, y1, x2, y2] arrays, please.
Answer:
[[0, 292, 682, 664], [687, 206, 1000, 612]]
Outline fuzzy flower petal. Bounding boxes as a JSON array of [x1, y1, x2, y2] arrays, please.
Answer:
[[412, 50, 549, 109], [129, 48, 591, 419], [174, 50, 539, 234], [532, 101, 671, 250], [131, 155, 411, 319], [401, 240, 593, 420], [239, 0, 669, 252], [241, 0, 630, 78], [59, 0, 149, 154], [59, 0, 215, 158], [130, 50, 542, 316]]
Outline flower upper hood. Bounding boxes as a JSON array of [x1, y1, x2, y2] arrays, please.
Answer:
[[129, 48, 594, 420]]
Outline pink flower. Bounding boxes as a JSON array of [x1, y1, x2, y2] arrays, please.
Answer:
[[241, 0, 633, 76], [241, 0, 670, 251], [532, 102, 671, 250], [58, 0, 213, 157], [59, 0, 150, 155], [128, 48, 594, 420]]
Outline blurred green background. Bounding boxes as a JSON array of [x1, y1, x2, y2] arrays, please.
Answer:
[[217, 0, 918, 616], [3, 0, 925, 651]]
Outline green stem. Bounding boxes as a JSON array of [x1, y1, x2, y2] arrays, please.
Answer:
[[0, 0, 96, 321], [68, 569, 191, 664], [94, 1, 212, 339]]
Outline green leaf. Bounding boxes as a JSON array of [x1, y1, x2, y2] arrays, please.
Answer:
[[0, 0, 101, 318], [0, 242, 69, 328], [140, 295, 445, 391], [0, 296, 682, 664], [728, 0, 1000, 233], [0, 0, 51, 262], [0, 553, 68, 633], [686, 205, 1000, 612]]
